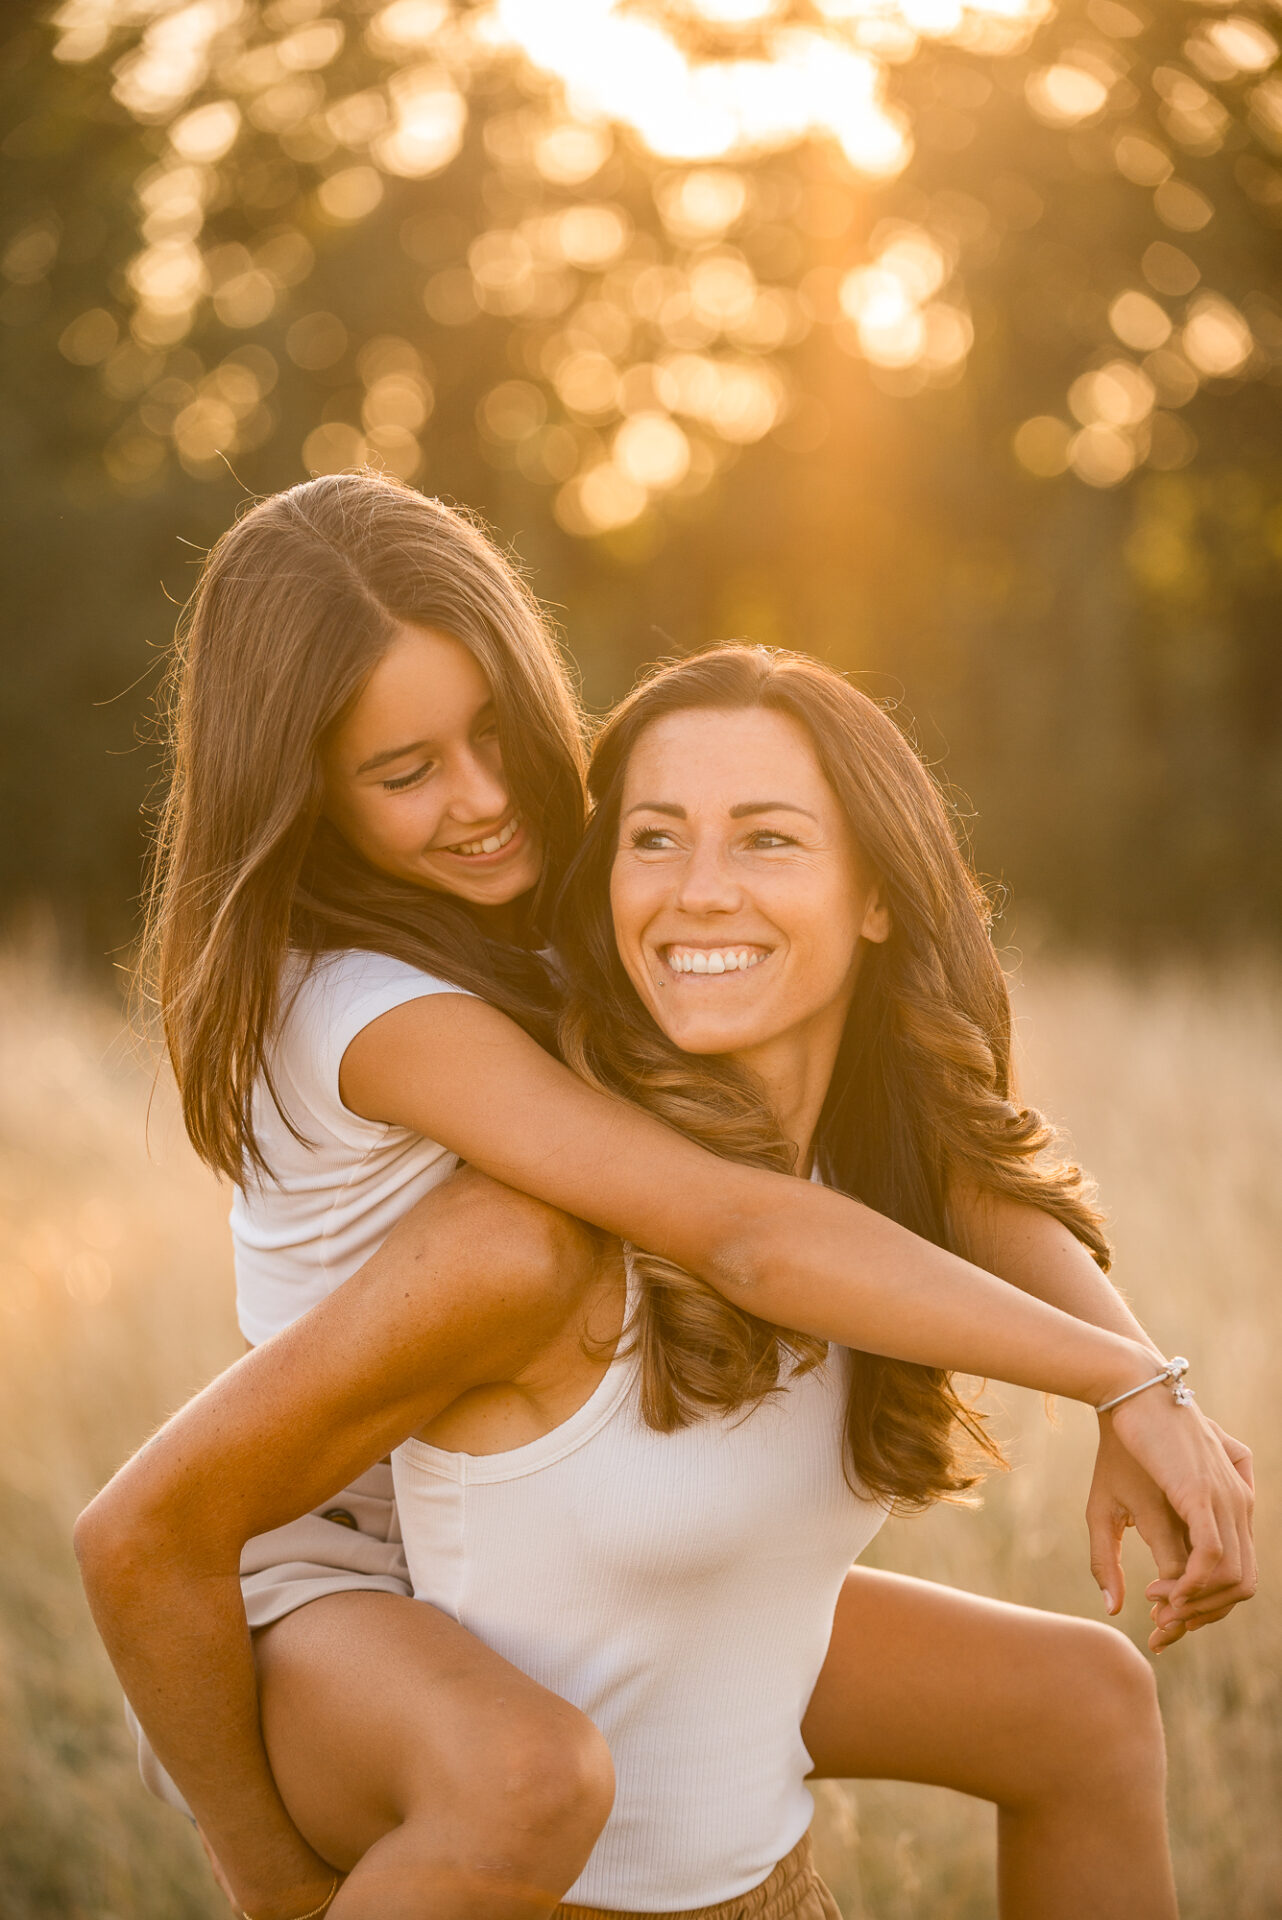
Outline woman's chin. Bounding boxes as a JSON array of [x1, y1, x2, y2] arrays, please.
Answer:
[[656, 1011, 769, 1058]]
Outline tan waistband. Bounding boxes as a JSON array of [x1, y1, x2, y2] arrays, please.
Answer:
[[553, 1834, 838, 1920]]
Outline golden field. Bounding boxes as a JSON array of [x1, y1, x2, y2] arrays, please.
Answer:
[[0, 947, 1277, 1919]]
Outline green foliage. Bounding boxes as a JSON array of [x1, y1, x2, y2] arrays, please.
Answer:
[[1, 2, 1280, 958]]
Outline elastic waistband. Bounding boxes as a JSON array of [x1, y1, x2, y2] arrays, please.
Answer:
[[554, 1834, 833, 1920]]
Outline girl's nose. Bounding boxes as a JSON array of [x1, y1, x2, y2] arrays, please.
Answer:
[[449, 749, 509, 826]]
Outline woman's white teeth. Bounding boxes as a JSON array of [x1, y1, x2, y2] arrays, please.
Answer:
[[665, 947, 766, 975], [452, 816, 519, 857]]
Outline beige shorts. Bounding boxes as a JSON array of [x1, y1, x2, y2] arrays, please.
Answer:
[[556, 1836, 839, 1920], [127, 1461, 411, 1817]]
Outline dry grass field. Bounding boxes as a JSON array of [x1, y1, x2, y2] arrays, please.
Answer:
[[0, 946, 1277, 1919]]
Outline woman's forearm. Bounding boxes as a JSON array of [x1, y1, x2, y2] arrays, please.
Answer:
[[74, 1512, 330, 1917]]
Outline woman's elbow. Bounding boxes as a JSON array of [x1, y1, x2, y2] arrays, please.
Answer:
[[73, 1474, 167, 1609]]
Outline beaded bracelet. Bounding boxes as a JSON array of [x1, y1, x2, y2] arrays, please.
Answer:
[[1096, 1355, 1195, 1415]]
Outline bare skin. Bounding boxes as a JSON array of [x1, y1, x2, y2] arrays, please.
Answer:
[[803, 1569, 1175, 1919]]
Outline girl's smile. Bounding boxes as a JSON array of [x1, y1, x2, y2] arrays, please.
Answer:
[[321, 623, 543, 911]]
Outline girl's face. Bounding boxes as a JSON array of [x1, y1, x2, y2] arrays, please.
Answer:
[[610, 706, 890, 1091], [322, 623, 542, 910]]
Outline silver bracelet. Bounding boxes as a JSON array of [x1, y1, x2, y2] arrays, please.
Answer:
[[1096, 1355, 1195, 1416]]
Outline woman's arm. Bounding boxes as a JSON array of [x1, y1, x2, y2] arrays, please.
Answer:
[[75, 1175, 595, 1920]]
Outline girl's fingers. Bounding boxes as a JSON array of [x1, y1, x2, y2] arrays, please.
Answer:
[[1171, 1507, 1225, 1608], [1205, 1418, 1255, 1495], [1086, 1500, 1127, 1613]]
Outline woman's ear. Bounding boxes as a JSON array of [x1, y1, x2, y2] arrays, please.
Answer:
[[860, 885, 892, 946]]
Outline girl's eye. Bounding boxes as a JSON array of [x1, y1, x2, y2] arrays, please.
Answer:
[[383, 762, 434, 793], [746, 829, 797, 850], [629, 826, 678, 850]]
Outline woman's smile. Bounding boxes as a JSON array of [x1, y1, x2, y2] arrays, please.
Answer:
[[610, 704, 891, 1146], [661, 943, 771, 975]]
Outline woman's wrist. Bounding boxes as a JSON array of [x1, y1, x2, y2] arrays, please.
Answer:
[[240, 1877, 340, 1920], [213, 1829, 338, 1920]]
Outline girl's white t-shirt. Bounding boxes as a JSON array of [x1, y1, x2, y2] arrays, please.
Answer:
[[230, 949, 470, 1347]]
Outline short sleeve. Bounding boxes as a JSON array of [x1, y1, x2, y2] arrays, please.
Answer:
[[272, 949, 472, 1139]]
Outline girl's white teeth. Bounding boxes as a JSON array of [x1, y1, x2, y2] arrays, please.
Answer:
[[452, 816, 519, 857], [665, 947, 767, 975]]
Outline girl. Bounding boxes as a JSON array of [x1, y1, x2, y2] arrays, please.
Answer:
[[117, 475, 1250, 1915], [83, 645, 1251, 1920]]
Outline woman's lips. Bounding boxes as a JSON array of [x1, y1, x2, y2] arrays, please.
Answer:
[[661, 944, 772, 975]]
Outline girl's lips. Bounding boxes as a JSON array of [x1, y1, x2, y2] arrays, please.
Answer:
[[435, 816, 526, 868]]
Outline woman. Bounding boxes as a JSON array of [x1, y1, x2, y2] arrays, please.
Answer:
[[79, 647, 1253, 1920], [134, 469, 1249, 1913]]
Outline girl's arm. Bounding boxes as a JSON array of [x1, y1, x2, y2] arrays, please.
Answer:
[[75, 1175, 595, 1920], [949, 1182, 1255, 1642], [343, 996, 1253, 1615]]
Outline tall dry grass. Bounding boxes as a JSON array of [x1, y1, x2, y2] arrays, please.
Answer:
[[0, 947, 1276, 1918]]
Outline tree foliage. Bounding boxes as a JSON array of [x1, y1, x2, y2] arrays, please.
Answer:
[[2, 0, 1280, 956]]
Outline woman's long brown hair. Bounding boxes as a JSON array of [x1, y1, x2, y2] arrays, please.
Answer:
[[556, 645, 1109, 1512], [142, 471, 586, 1182]]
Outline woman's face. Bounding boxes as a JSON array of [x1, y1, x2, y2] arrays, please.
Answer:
[[321, 622, 542, 910], [610, 706, 890, 1083]]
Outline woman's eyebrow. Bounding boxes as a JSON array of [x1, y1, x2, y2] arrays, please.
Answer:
[[729, 801, 819, 822], [622, 800, 819, 821], [356, 740, 430, 774]]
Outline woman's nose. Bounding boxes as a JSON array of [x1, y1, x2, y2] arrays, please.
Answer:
[[674, 843, 742, 915]]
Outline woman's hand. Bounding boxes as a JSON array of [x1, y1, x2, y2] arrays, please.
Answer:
[[1087, 1415, 1256, 1651], [1103, 1392, 1256, 1648]]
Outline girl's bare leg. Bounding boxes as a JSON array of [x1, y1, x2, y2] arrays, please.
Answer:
[[252, 1591, 614, 1920], [802, 1568, 1175, 1920]]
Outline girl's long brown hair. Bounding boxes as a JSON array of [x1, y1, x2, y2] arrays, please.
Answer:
[[556, 646, 1109, 1511], [142, 471, 586, 1182]]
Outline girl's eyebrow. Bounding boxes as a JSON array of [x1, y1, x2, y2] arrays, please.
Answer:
[[357, 740, 431, 774], [354, 701, 498, 775], [622, 800, 818, 821]]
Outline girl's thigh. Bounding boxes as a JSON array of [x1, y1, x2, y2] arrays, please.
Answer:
[[255, 1589, 610, 1871], [802, 1565, 1156, 1804]]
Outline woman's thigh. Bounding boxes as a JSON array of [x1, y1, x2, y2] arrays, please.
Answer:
[[255, 1589, 609, 1871], [802, 1565, 1156, 1805]]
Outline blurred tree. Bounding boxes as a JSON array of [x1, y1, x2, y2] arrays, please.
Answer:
[[2, 0, 1280, 958]]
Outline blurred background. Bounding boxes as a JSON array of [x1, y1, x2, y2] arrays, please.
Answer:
[[1, 2, 1279, 1915]]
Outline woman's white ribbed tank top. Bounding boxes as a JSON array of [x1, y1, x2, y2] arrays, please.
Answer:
[[391, 1266, 887, 1912]]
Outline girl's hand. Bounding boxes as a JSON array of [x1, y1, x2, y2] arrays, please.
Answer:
[[1087, 1416, 1255, 1651], [1104, 1393, 1255, 1649], [1141, 1417, 1256, 1649]]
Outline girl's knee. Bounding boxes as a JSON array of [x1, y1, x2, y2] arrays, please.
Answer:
[[1042, 1622, 1165, 1800], [490, 1699, 615, 1846]]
